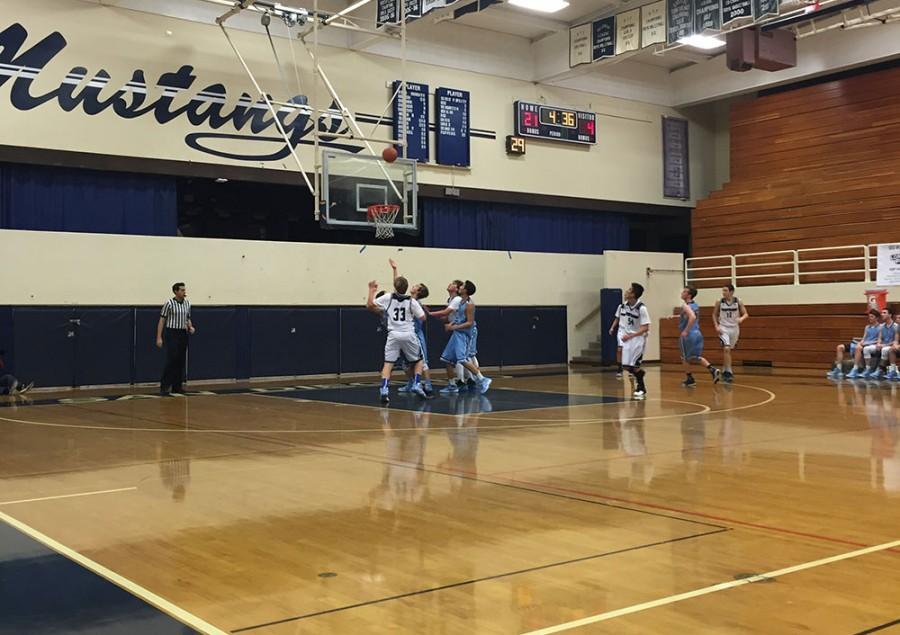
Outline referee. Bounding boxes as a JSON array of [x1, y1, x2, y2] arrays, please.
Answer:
[[156, 282, 195, 395]]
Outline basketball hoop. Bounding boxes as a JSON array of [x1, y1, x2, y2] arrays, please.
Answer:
[[367, 204, 400, 239]]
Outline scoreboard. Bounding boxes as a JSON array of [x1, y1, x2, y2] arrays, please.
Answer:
[[514, 101, 597, 145]]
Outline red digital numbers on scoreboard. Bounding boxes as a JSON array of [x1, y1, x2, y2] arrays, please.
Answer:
[[514, 101, 596, 145]]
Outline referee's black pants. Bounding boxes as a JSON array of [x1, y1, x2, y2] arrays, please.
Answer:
[[161, 328, 188, 392]]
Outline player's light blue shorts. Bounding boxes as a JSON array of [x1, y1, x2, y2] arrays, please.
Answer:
[[466, 325, 478, 359], [680, 331, 704, 360], [441, 330, 470, 365]]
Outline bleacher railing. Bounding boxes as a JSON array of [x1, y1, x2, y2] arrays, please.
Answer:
[[685, 244, 875, 288]]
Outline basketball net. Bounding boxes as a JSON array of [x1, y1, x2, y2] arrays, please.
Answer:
[[368, 204, 400, 239]]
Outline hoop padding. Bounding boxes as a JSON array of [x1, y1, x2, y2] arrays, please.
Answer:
[[367, 204, 401, 239]]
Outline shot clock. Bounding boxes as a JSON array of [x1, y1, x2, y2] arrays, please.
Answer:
[[514, 101, 596, 145]]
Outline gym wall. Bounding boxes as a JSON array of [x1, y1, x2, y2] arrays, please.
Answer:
[[0, 230, 684, 387], [0, 0, 717, 207]]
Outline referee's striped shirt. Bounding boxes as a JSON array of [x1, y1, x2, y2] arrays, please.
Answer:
[[161, 298, 191, 330]]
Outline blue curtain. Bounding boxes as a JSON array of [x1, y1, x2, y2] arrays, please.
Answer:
[[0, 163, 177, 236], [424, 198, 628, 254]]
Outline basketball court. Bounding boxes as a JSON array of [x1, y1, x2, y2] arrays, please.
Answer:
[[2, 369, 899, 633], [3, 0, 900, 632]]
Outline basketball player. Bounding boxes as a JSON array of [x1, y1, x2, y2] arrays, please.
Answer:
[[872, 308, 898, 379], [608, 299, 629, 378], [427, 279, 469, 393], [389, 259, 434, 395], [832, 309, 881, 379], [858, 308, 889, 379], [712, 284, 749, 384], [366, 278, 427, 404], [666, 286, 721, 386], [618, 283, 650, 399], [440, 281, 491, 394]]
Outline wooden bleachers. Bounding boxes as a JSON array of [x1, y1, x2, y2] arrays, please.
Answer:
[[659, 303, 871, 369], [693, 65, 900, 262]]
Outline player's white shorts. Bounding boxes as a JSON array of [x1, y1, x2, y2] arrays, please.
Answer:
[[719, 326, 740, 348], [621, 336, 646, 367], [617, 332, 625, 348], [384, 331, 422, 364]]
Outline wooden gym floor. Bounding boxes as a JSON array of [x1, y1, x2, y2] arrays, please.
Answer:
[[1, 368, 899, 634]]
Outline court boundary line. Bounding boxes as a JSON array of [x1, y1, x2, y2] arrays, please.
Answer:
[[0, 487, 137, 507], [855, 617, 900, 634], [521, 537, 900, 635], [230, 527, 729, 633], [0, 509, 229, 635]]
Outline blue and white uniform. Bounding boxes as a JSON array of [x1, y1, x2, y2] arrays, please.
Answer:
[[374, 293, 425, 364], [440, 297, 472, 365], [862, 322, 886, 362], [718, 297, 741, 348], [619, 301, 650, 367], [679, 301, 704, 360], [878, 321, 898, 361]]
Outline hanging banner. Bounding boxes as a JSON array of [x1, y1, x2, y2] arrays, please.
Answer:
[[569, 22, 593, 67], [641, 0, 667, 47], [877, 244, 900, 286], [615, 8, 641, 55], [422, 0, 458, 13], [667, 0, 693, 45], [693, 0, 721, 33], [754, 0, 779, 20], [662, 116, 690, 199], [592, 16, 616, 61], [722, 0, 753, 26]]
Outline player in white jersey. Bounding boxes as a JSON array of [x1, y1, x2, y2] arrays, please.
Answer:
[[389, 259, 434, 394], [618, 283, 651, 399], [367, 276, 428, 404], [712, 284, 748, 383]]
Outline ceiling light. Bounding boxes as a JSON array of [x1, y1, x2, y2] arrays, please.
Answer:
[[678, 34, 726, 49], [215, 177, 229, 183], [507, 0, 570, 13]]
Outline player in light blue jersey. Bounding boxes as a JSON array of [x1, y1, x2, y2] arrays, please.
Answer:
[[836, 309, 881, 379], [389, 259, 434, 395], [871, 308, 899, 379], [440, 280, 491, 394], [427, 279, 468, 392], [665, 286, 721, 387]]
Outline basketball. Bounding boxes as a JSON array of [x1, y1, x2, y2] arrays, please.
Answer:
[[381, 146, 398, 163]]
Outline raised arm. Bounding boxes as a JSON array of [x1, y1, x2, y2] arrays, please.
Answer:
[[366, 281, 382, 314], [389, 258, 399, 282]]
